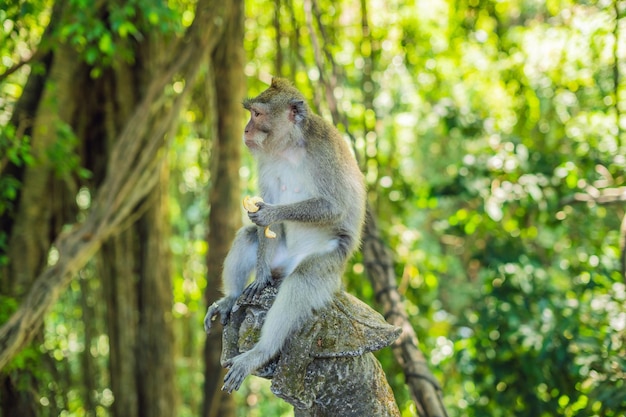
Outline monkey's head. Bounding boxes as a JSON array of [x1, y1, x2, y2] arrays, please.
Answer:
[[242, 78, 309, 152]]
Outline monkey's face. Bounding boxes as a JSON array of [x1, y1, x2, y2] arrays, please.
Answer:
[[243, 102, 295, 152], [243, 102, 272, 150]]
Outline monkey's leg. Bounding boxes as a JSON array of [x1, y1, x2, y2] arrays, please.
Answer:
[[222, 249, 345, 392], [204, 225, 258, 333]]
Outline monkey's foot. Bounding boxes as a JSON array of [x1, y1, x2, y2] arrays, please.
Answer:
[[241, 277, 273, 303], [204, 296, 237, 333], [222, 350, 262, 393]]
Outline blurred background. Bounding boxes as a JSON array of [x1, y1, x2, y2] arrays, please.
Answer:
[[0, 0, 624, 416]]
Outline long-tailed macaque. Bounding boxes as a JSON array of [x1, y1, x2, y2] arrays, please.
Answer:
[[204, 78, 366, 393]]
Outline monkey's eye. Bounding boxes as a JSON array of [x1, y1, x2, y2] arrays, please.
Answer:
[[253, 110, 261, 117]]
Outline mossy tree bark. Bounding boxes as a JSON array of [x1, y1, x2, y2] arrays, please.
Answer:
[[202, 1, 245, 416]]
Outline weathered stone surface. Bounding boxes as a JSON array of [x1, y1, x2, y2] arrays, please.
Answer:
[[221, 282, 402, 416], [288, 353, 399, 417]]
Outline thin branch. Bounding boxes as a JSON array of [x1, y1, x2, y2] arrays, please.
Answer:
[[613, 0, 622, 149], [0, 50, 42, 84], [363, 209, 449, 417], [274, 0, 283, 75], [619, 214, 626, 283], [304, 0, 358, 148], [560, 186, 626, 205]]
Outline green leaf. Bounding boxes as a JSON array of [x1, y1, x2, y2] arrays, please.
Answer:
[[98, 32, 113, 54], [148, 11, 159, 25], [117, 21, 138, 38], [85, 46, 98, 64]]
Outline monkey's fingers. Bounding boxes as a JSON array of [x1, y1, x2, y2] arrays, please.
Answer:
[[205, 299, 236, 331], [203, 304, 219, 333]]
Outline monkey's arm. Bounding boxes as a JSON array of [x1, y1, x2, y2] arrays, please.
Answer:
[[248, 198, 342, 227], [241, 224, 283, 301]]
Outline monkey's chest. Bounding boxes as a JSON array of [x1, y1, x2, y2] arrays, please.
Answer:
[[274, 175, 310, 204], [259, 151, 315, 204], [262, 162, 312, 204]]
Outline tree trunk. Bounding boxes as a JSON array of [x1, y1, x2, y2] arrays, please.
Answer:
[[137, 163, 177, 417], [94, 13, 180, 417], [100, 232, 140, 416], [0, 35, 81, 415], [202, 1, 245, 416], [5, 19, 79, 295]]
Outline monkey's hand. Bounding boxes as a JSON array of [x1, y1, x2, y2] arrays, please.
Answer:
[[204, 296, 237, 333], [247, 201, 277, 227], [222, 349, 265, 393], [244, 196, 277, 238]]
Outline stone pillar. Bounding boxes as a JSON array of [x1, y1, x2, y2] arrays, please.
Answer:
[[221, 285, 402, 416]]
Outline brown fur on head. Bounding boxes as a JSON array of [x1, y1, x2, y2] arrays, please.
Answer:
[[243, 78, 308, 122]]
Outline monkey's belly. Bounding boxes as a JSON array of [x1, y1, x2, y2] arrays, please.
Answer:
[[270, 224, 338, 275]]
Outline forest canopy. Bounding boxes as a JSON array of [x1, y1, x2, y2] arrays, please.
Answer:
[[0, 0, 625, 416]]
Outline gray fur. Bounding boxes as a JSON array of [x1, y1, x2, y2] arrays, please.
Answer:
[[204, 78, 366, 393]]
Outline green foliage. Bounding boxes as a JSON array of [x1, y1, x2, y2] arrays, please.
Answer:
[[0, 124, 32, 208], [40, 266, 113, 415], [47, 121, 92, 179], [0, 0, 48, 73], [0, 125, 33, 265], [0, 295, 43, 382], [57, 0, 185, 77], [0, 124, 33, 168], [455, 261, 625, 416], [236, 379, 293, 417], [2, 0, 625, 416], [240, 0, 626, 415], [241, 0, 625, 415], [0, 294, 19, 324]]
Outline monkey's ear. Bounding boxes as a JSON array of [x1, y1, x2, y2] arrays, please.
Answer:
[[289, 99, 307, 125]]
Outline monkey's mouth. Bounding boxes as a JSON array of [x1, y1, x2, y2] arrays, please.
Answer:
[[244, 139, 260, 149]]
